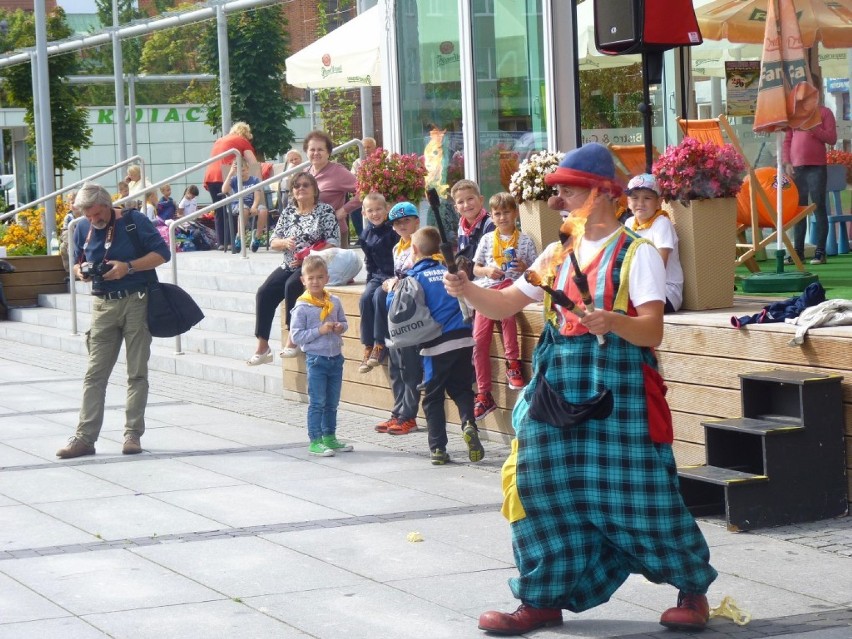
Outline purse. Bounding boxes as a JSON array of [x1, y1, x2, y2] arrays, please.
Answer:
[[123, 210, 204, 337]]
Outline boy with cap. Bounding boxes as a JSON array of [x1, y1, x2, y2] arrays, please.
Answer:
[[624, 173, 684, 313], [374, 201, 423, 436], [444, 143, 716, 635]]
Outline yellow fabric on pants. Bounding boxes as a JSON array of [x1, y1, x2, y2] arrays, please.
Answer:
[[501, 438, 527, 523], [76, 291, 151, 444]]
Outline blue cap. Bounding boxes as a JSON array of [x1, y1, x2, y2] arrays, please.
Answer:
[[388, 201, 418, 222]]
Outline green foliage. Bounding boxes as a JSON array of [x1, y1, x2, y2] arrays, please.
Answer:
[[578, 65, 644, 129], [138, 2, 211, 105], [199, 6, 298, 159], [0, 8, 93, 174]]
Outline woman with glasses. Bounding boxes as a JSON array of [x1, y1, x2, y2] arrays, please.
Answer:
[[247, 171, 340, 365]]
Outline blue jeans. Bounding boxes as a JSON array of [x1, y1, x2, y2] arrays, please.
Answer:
[[792, 165, 828, 258], [305, 353, 344, 441]]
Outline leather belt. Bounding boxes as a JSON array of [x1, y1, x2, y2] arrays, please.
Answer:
[[93, 286, 147, 300]]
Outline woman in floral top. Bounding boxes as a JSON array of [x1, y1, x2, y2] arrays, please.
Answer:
[[247, 171, 340, 365]]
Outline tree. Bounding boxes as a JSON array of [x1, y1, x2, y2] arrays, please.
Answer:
[[0, 8, 93, 176], [199, 5, 298, 159]]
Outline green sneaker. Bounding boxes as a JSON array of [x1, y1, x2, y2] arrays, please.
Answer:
[[431, 449, 450, 465], [308, 440, 335, 457], [462, 420, 485, 462], [322, 435, 353, 452]]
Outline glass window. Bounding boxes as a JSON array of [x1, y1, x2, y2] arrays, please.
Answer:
[[470, 0, 546, 198]]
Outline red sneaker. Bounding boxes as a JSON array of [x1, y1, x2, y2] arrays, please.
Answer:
[[659, 592, 710, 631], [374, 416, 398, 433], [505, 359, 525, 390], [388, 418, 419, 435], [478, 603, 563, 635], [474, 392, 497, 421]]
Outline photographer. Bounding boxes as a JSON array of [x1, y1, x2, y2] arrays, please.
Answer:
[[57, 183, 170, 459]]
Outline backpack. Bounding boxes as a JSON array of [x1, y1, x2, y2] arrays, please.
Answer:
[[386, 275, 442, 348]]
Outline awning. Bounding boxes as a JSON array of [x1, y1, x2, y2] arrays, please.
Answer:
[[285, 6, 381, 89]]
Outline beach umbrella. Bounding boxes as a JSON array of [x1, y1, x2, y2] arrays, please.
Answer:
[[696, 0, 852, 48], [752, 0, 820, 262]]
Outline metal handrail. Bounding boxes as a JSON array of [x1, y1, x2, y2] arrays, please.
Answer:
[[67, 150, 244, 337], [0, 156, 146, 223], [167, 138, 363, 353]]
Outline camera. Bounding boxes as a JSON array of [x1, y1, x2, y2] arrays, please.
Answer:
[[81, 261, 113, 287]]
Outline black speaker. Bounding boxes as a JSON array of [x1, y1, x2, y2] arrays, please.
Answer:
[[594, 0, 643, 54], [593, 0, 703, 56]]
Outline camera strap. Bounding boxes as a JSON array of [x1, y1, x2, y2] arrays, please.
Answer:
[[122, 209, 159, 286]]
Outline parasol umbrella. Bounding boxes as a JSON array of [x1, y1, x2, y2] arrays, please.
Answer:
[[696, 0, 852, 49], [753, 0, 820, 275]]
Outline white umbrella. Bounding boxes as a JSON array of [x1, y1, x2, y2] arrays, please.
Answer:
[[285, 6, 380, 89]]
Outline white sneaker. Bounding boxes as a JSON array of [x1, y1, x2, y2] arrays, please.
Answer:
[[279, 346, 299, 358], [246, 349, 273, 366]]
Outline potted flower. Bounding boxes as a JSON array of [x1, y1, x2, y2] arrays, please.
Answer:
[[652, 137, 746, 204], [652, 137, 746, 311], [508, 150, 565, 251], [827, 149, 852, 185], [355, 148, 427, 204]]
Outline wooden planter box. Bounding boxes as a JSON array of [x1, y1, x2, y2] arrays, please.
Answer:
[[0, 255, 66, 320]]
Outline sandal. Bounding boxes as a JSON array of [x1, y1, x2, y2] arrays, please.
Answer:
[[279, 346, 299, 358], [246, 349, 273, 366]]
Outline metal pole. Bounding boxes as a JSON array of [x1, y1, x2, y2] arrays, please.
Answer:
[[309, 90, 316, 130], [30, 53, 44, 199], [357, 0, 374, 138], [128, 73, 138, 158], [112, 0, 127, 162], [217, 3, 231, 133], [34, 2, 56, 253]]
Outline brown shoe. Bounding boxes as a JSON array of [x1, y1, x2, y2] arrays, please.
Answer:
[[122, 436, 143, 455], [478, 603, 563, 635], [660, 592, 710, 631], [56, 437, 95, 459]]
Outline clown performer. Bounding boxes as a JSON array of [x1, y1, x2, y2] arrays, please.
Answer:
[[443, 143, 717, 636]]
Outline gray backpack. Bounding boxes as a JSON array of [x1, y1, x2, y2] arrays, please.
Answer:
[[387, 276, 442, 348]]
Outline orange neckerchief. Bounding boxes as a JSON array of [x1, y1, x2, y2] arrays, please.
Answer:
[[631, 208, 669, 231], [394, 236, 412, 257], [492, 228, 519, 267], [296, 290, 333, 321]]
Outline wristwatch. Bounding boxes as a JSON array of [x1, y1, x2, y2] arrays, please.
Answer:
[[127, 261, 135, 275]]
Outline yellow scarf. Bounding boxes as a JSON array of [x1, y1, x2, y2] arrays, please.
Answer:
[[394, 236, 412, 257], [431, 253, 445, 263], [296, 290, 334, 321], [631, 208, 669, 231], [492, 228, 520, 267]]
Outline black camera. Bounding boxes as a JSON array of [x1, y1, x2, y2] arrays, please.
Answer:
[[81, 261, 113, 287]]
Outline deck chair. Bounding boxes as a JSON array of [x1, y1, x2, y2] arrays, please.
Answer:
[[677, 115, 815, 273], [608, 144, 660, 182]]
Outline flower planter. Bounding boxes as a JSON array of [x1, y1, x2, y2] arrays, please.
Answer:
[[666, 198, 738, 311], [518, 200, 562, 254], [0, 255, 66, 319]]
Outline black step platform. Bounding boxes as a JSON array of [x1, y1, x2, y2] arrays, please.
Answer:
[[677, 370, 848, 531]]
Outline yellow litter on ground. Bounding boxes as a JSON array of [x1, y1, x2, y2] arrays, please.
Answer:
[[406, 532, 424, 543], [710, 596, 751, 625]]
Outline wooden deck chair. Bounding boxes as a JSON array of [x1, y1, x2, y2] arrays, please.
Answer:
[[608, 144, 660, 182], [677, 115, 814, 273]]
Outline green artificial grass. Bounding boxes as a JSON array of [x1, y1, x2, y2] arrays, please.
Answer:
[[736, 252, 852, 300]]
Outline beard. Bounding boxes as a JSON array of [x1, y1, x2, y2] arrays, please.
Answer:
[[91, 219, 108, 230]]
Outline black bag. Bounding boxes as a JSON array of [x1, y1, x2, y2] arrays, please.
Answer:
[[146, 281, 205, 338], [528, 372, 613, 428], [122, 210, 204, 337]]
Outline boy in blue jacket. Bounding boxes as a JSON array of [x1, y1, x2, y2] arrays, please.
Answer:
[[393, 226, 483, 465]]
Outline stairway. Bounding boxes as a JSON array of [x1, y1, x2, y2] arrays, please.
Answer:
[[678, 370, 848, 532], [0, 250, 297, 396]]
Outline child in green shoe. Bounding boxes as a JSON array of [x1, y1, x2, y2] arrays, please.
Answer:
[[289, 255, 353, 456]]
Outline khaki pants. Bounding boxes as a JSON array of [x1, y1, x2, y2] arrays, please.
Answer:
[[76, 292, 151, 444]]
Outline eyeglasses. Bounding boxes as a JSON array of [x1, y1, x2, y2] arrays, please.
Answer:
[[292, 183, 311, 189]]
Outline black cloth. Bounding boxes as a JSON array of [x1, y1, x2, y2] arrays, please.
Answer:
[[359, 220, 399, 280], [255, 266, 303, 340], [422, 345, 475, 452], [732, 282, 826, 327]]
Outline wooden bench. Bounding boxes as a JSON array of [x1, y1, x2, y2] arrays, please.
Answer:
[[0, 255, 66, 320]]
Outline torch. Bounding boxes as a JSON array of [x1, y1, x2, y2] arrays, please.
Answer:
[[567, 249, 606, 345], [427, 188, 473, 324]]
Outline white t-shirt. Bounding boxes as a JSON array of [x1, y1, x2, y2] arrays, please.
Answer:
[[472, 230, 539, 288], [145, 203, 157, 223], [625, 213, 684, 311], [514, 229, 666, 309], [179, 196, 198, 217]]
